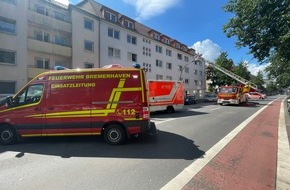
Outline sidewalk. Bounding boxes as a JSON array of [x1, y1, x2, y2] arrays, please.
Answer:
[[162, 97, 290, 190]]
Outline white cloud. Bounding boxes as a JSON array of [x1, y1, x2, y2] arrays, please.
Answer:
[[190, 39, 221, 62], [122, 0, 181, 20], [246, 61, 270, 77], [55, 0, 69, 6]]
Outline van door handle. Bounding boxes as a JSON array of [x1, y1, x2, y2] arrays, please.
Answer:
[[34, 107, 41, 111], [47, 107, 54, 110]]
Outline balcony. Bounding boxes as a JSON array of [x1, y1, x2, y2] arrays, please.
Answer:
[[28, 10, 71, 33], [28, 67, 48, 79], [28, 38, 72, 57]]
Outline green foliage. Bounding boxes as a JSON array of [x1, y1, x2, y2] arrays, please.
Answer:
[[265, 52, 290, 88], [223, 0, 289, 89], [251, 71, 265, 91], [223, 0, 290, 62], [206, 52, 236, 88], [233, 61, 251, 80]]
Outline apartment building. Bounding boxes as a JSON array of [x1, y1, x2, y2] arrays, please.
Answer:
[[0, 0, 206, 98]]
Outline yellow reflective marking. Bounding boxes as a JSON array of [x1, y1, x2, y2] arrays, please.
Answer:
[[22, 132, 101, 137], [24, 78, 143, 119]]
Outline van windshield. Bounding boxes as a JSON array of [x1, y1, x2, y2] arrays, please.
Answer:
[[220, 87, 237, 94]]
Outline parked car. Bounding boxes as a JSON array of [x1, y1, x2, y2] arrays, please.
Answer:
[[184, 95, 196, 105], [204, 94, 217, 102], [260, 92, 267, 99], [248, 92, 263, 100]]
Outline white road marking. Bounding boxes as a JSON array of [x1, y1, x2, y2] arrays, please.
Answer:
[[160, 99, 275, 190], [152, 118, 176, 124], [209, 107, 221, 111], [276, 98, 290, 190]]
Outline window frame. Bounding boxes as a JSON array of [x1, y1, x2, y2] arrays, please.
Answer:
[[84, 40, 94, 52], [0, 49, 16, 65], [108, 28, 120, 39], [0, 17, 16, 34], [84, 18, 94, 31]]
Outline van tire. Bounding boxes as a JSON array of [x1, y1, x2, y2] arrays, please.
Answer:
[[0, 125, 18, 145], [104, 124, 125, 145], [166, 106, 175, 114]]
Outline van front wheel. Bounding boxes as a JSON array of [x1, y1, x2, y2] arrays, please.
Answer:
[[0, 126, 18, 145], [104, 124, 125, 145]]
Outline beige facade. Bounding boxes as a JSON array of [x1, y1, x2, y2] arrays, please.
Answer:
[[0, 0, 206, 98]]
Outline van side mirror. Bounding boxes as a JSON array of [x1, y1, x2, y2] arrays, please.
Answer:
[[6, 96, 13, 108]]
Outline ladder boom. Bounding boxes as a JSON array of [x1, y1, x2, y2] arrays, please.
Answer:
[[209, 62, 258, 91]]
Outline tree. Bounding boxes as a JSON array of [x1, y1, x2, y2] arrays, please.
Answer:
[[223, 0, 290, 62], [233, 61, 251, 81], [251, 71, 265, 91], [223, 0, 290, 88], [265, 52, 290, 89], [206, 52, 236, 89]]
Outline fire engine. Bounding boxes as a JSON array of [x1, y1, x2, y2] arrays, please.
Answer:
[[208, 63, 258, 105], [0, 66, 155, 145], [217, 84, 251, 105], [148, 80, 184, 113]]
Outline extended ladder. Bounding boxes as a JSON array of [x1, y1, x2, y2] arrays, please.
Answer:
[[208, 62, 258, 91]]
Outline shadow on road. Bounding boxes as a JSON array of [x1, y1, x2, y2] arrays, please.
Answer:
[[0, 130, 205, 160]]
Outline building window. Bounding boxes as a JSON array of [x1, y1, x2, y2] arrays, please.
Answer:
[[185, 67, 189, 73], [184, 56, 189, 62], [0, 17, 16, 34], [194, 70, 198, 75], [54, 36, 66, 46], [84, 40, 94, 52], [128, 52, 137, 62], [177, 53, 182, 60], [108, 47, 120, 58], [127, 35, 137, 45], [166, 76, 172, 80], [0, 81, 16, 94], [156, 59, 162, 67], [84, 62, 94, 68], [166, 62, 172, 70], [164, 39, 170, 45], [200, 71, 203, 76], [55, 60, 67, 67], [155, 45, 162, 53], [54, 11, 65, 21], [153, 33, 160, 40], [156, 74, 163, 80], [105, 11, 117, 22], [124, 20, 134, 29], [185, 79, 189, 84], [84, 18, 94, 31], [166, 49, 172, 56], [35, 4, 48, 16], [0, 49, 16, 65], [108, 28, 120, 39], [1, 0, 16, 5], [35, 58, 49, 69], [35, 31, 49, 42], [194, 80, 198, 85]]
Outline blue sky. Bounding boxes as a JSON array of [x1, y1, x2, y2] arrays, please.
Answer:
[[57, 0, 269, 76]]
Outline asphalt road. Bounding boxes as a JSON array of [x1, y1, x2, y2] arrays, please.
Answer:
[[0, 97, 276, 190]]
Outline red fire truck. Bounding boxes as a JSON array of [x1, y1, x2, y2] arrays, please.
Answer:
[[217, 84, 251, 105]]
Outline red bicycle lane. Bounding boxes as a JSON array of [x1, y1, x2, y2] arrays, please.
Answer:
[[181, 99, 281, 190]]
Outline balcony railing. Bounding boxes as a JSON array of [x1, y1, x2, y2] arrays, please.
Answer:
[[28, 9, 71, 33], [28, 37, 72, 57]]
